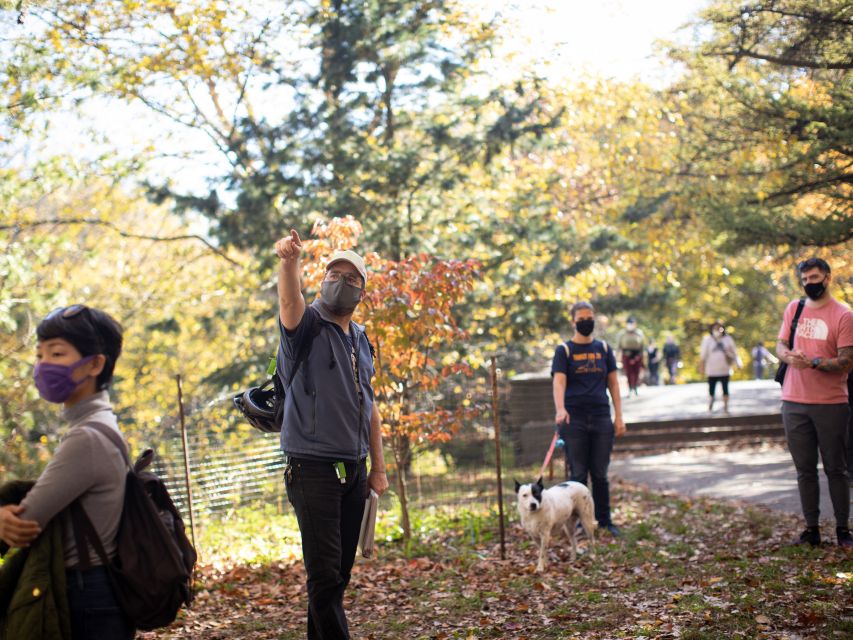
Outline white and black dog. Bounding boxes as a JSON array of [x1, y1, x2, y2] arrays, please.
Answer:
[[515, 477, 596, 572]]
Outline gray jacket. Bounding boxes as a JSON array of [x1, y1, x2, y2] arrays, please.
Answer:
[[277, 299, 375, 461]]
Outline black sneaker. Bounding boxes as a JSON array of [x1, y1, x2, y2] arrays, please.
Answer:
[[792, 526, 820, 547], [598, 523, 621, 538], [837, 527, 853, 549]]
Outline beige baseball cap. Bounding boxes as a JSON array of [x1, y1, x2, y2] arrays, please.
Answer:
[[325, 250, 367, 285]]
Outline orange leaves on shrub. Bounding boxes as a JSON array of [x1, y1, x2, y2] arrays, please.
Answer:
[[300, 217, 480, 445]]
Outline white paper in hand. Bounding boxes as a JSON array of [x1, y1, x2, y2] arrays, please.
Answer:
[[358, 489, 379, 558]]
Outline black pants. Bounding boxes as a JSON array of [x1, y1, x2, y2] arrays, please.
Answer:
[[559, 413, 616, 526], [707, 375, 729, 398], [286, 457, 367, 640], [66, 566, 135, 640]]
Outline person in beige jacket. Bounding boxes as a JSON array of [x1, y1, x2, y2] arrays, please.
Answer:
[[699, 321, 740, 413]]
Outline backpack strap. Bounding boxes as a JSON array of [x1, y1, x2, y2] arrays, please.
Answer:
[[563, 339, 609, 359], [69, 499, 112, 571], [787, 297, 806, 349], [81, 422, 131, 468], [278, 315, 323, 393], [70, 423, 130, 571]]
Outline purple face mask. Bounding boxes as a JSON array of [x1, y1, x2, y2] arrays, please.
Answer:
[[33, 355, 96, 404]]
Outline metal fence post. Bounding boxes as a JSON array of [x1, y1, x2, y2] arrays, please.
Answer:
[[176, 374, 197, 552], [490, 356, 506, 560]]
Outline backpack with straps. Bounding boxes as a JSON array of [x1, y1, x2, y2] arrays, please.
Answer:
[[70, 423, 196, 631]]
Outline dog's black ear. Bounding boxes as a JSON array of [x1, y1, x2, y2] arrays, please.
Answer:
[[514, 479, 521, 493], [535, 476, 543, 489]]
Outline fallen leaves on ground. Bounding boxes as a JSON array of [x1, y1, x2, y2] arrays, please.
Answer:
[[143, 481, 853, 640]]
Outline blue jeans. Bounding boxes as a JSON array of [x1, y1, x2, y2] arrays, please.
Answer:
[[286, 457, 367, 640], [66, 566, 135, 640], [560, 413, 615, 526]]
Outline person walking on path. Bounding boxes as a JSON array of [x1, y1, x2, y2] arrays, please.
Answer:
[[0, 305, 134, 640], [275, 230, 389, 639], [616, 316, 645, 396], [699, 321, 740, 413], [776, 257, 852, 548], [552, 301, 627, 537], [751, 341, 778, 380], [662, 334, 681, 384], [646, 338, 661, 386]]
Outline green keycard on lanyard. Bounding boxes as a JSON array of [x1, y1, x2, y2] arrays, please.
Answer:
[[334, 462, 346, 484], [267, 357, 277, 376]]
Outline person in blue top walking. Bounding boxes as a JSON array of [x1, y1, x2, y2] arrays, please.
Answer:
[[552, 301, 626, 537]]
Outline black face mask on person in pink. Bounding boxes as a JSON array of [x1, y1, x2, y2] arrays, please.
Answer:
[[803, 278, 827, 301]]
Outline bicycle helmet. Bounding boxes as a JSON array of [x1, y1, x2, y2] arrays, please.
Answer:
[[232, 378, 281, 433]]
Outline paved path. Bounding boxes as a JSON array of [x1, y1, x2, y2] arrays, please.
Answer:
[[611, 379, 846, 518], [619, 379, 781, 423], [610, 446, 839, 516]]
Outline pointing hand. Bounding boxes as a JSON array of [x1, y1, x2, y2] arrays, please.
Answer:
[[275, 229, 302, 261]]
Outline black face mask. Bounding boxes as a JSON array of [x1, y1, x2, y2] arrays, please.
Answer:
[[803, 278, 827, 301], [575, 319, 595, 337]]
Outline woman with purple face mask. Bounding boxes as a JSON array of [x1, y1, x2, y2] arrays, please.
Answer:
[[0, 305, 134, 640]]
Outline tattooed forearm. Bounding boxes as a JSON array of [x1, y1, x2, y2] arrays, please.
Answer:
[[818, 346, 853, 373]]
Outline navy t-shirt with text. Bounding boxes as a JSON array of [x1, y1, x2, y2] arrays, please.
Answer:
[[551, 339, 617, 417]]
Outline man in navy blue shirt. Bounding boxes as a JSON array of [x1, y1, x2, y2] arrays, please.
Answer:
[[552, 301, 626, 536]]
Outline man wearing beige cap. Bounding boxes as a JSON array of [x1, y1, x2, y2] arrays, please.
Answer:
[[274, 229, 388, 639]]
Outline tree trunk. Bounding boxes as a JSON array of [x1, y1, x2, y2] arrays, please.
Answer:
[[392, 432, 411, 540]]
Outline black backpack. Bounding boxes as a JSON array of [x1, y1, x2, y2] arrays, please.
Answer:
[[70, 423, 196, 631]]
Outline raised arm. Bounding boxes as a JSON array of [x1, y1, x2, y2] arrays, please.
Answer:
[[275, 229, 306, 330]]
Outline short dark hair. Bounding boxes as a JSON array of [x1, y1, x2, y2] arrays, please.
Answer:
[[797, 257, 830, 277], [36, 306, 123, 390], [570, 301, 594, 320]]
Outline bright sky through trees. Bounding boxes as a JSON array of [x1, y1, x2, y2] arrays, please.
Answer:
[[3, 0, 709, 196], [487, 0, 709, 83]]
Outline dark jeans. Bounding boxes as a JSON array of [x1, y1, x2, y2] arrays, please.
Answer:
[[559, 413, 615, 526], [286, 457, 368, 640], [665, 358, 678, 383], [66, 566, 135, 640], [707, 375, 729, 397], [848, 401, 853, 477], [647, 363, 660, 386], [782, 401, 850, 528]]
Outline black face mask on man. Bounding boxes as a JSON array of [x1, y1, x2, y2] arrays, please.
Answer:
[[321, 279, 362, 316], [575, 319, 595, 337], [803, 278, 827, 301]]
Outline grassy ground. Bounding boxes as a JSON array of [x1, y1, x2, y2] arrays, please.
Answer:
[[144, 479, 852, 640]]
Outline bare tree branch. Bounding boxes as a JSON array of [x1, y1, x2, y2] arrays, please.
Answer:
[[0, 218, 242, 266]]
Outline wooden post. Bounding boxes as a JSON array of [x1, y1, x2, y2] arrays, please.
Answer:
[[490, 356, 506, 560], [176, 374, 197, 552]]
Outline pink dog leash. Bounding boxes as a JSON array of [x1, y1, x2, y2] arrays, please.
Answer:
[[539, 431, 559, 480]]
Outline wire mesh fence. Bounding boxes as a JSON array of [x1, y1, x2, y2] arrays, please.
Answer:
[[150, 361, 556, 528]]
